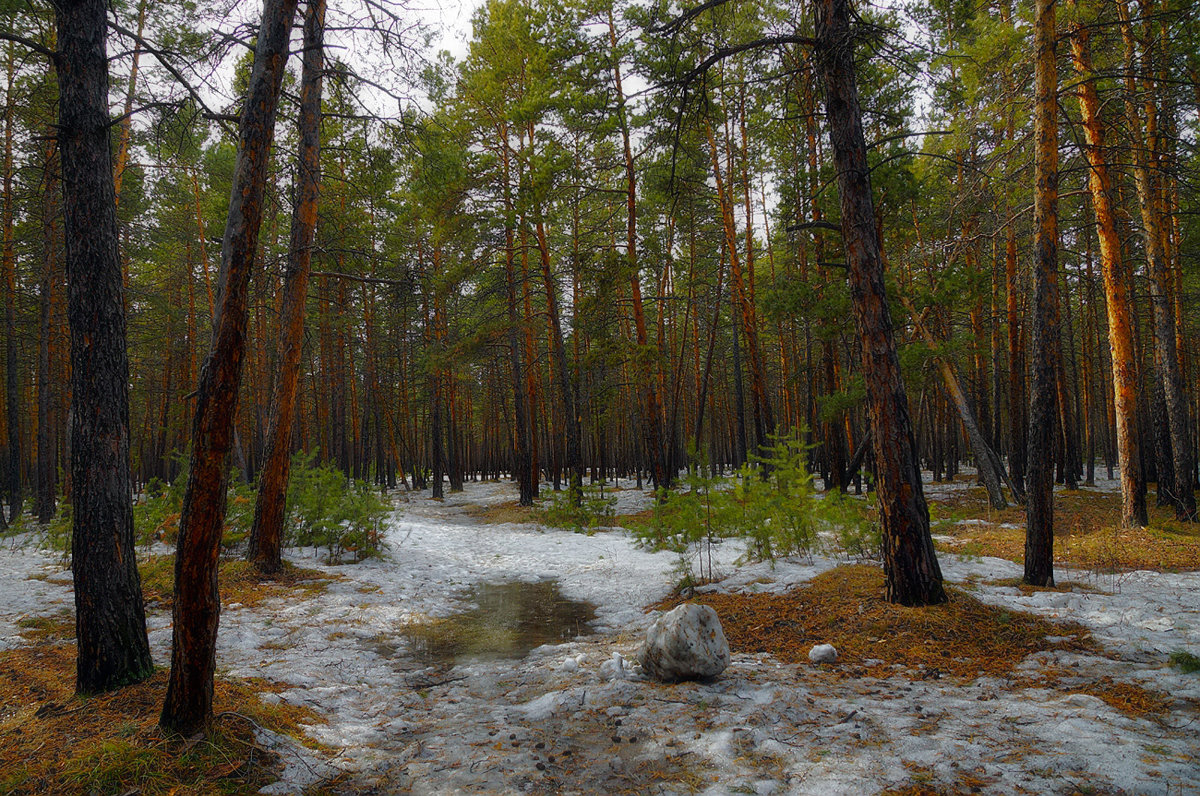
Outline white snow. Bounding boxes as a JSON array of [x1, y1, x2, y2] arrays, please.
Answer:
[[2, 478, 1198, 795]]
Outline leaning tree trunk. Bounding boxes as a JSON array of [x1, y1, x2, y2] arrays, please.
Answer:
[[1025, 0, 1060, 587], [905, 300, 1012, 509], [161, 0, 300, 735], [54, 0, 154, 693], [814, 0, 945, 606], [247, 0, 325, 573]]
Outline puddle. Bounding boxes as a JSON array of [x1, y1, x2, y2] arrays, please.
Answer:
[[393, 580, 596, 664]]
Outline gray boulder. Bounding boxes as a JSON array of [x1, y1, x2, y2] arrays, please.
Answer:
[[639, 603, 730, 682]]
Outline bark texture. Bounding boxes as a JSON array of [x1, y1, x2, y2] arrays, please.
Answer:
[[247, 0, 325, 573], [814, 0, 945, 606], [1068, 4, 1147, 527], [162, 0, 300, 735], [1025, 0, 1059, 586], [54, 0, 154, 693]]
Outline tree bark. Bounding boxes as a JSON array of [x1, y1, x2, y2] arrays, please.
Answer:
[[35, 136, 59, 523], [2, 46, 20, 526], [1118, 0, 1195, 521], [53, 0, 154, 693], [1025, 0, 1059, 586], [1064, 0, 1146, 521], [247, 0, 325, 573], [161, 0, 299, 735], [814, 0, 945, 605], [609, 10, 668, 491]]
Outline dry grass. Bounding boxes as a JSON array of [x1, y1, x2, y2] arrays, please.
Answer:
[[0, 641, 321, 796], [656, 565, 1097, 682], [930, 483, 1200, 572], [462, 501, 537, 525], [139, 555, 336, 610]]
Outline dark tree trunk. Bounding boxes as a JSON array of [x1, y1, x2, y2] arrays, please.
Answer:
[[247, 0, 325, 574], [2, 50, 20, 526], [35, 137, 59, 523], [1025, 0, 1059, 587], [161, 0, 300, 735], [534, 221, 582, 504], [500, 124, 534, 507], [814, 0, 945, 605], [54, 0, 154, 693]]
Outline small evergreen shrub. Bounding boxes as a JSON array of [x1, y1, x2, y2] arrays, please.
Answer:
[[284, 452, 390, 562], [538, 482, 617, 533], [1169, 649, 1200, 674], [635, 434, 879, 585]]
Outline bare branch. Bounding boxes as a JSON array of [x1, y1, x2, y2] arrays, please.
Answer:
[[106, 20, 236, 138]]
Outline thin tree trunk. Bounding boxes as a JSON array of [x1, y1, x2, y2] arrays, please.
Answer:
[[500, 123, 534, 506], [609, 10, 667, 491], [161, 0, 299, 735], [814, 0, 945, 605], [247, 0, 325, 573], [534, 220, 582, 503], [2, 46, 20, 525], [36, 136, 60, 522]]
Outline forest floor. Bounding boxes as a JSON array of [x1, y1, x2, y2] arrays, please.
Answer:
[[2, 474, 1199, 795]]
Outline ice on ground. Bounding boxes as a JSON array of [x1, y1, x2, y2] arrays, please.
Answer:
[[2, 478, 1197, 795]]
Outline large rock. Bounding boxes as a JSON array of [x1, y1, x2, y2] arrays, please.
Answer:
[[639, 603, 730, 682]]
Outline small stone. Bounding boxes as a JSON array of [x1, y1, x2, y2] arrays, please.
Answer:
[[535, 742, 545, 749], [536, 762, 546, 771], [808, 644, 838, 664]]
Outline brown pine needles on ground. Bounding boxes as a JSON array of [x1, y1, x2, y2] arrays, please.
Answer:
[[655, 565, 1189, 720], [0, 642, 321, 796]]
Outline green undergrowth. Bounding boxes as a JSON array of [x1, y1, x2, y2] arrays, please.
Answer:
[[537, 481, 618, 533], [40, 451, 391, 564], [632, 434, 880, 588]]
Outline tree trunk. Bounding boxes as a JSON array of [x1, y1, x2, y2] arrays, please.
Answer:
[[2, 47, 20, 526], [1118, 1, 1195, 521], [534, 220, 582, 503], [906, 301, 1011, 508], [609, 10, 667, 491], [161, 0, 299, 735], [247, 0, 325, 573], [1025, 0, 1059, 586], [814, 0, 945, 605], [54, 0, 154, 693], [35, 136, 59, 523]]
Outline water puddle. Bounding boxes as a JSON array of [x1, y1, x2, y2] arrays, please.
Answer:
[[390, 580, 596, 665]]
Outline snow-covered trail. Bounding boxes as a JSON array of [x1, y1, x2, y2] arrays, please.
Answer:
[[2, 479, 1198, 795]]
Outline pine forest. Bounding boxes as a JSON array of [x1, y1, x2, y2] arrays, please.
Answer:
[[0, 0, 1198, 792]]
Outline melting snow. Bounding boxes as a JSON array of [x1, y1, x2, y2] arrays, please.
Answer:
[[2, 478, 1197, 794]]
